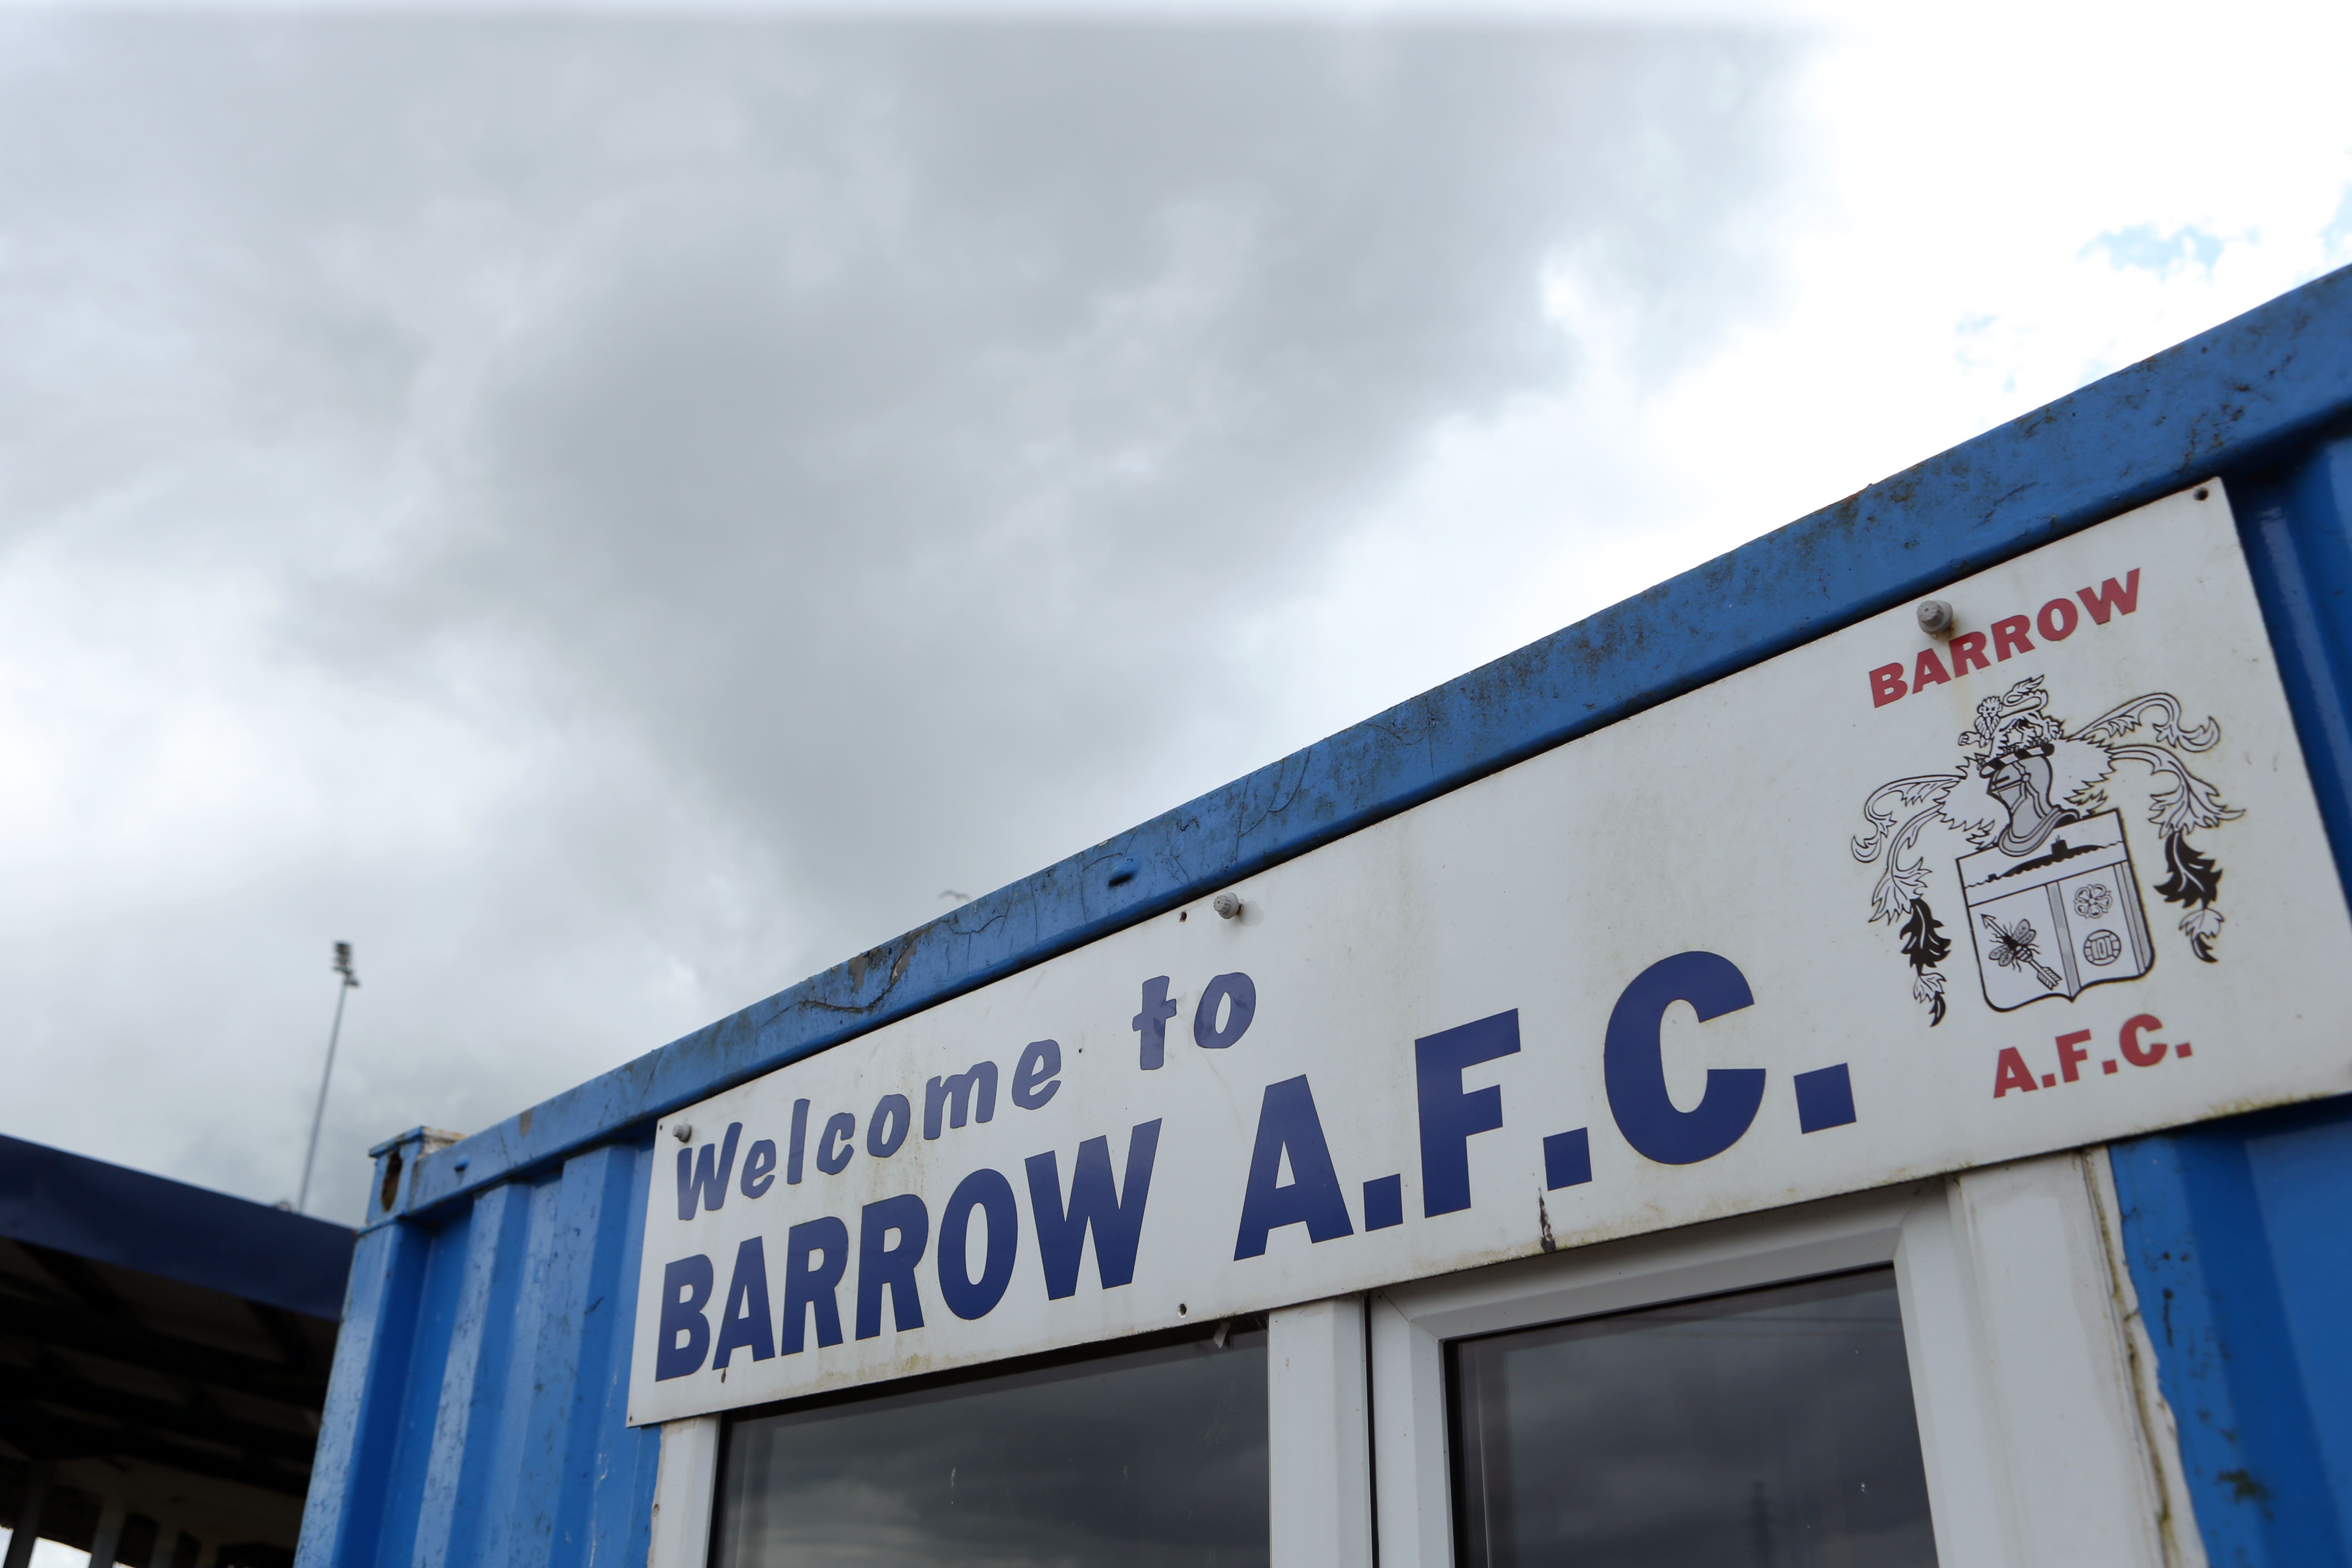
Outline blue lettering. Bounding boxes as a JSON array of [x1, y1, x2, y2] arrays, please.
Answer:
[[937, 1168, 1020, 1320], [868, 1094, 912, 1157], [855, 1193, 930, 1339], [780, 1216, 849, 1354], [675, 1122, 743, 1220], [1194, 972, 1256, 1049], [1604, 951, 1764, 1165], [925, 1063, 1000, 1138], [1415, 1011, 1520, 1216], [1362, 1175, 1404, 1231], [741, 1138, 778, 1199], [1012, 1040, 1062, 1108], [1233, 1076, 1354, 1259], [1543, 1128, 1592, 1188], [1132, 978, 1179, 1069], [1793, 1064, 1857, 1132], [1025, 1121, 1162, 1299], [786, 1098, 810, 1185], [654, 1254, 714, 1380], [816, 1112, 856, 1175], [711, 1237, 775, 1369]]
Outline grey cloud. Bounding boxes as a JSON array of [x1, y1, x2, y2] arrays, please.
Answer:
[[0, 17, 1805, 1219], [394, 21, 1804, 927]]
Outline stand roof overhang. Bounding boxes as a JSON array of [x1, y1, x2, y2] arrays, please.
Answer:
[[0, 1135, 355, 1565]]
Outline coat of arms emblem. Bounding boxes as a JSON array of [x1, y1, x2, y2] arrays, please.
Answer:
[[1852, 676, 2240, 1023]]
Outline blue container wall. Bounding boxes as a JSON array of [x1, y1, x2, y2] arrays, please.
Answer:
[[2103, 426, 2352, 1568], [298, 1137, 662, 1568], [2112, 1098, 2352, 1568], [298, 271, 2352, 1568]]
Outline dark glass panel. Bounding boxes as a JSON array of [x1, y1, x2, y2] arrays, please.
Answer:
[[715, 1327, 1267, 1568], [1451, 1268, 1937, 1568]]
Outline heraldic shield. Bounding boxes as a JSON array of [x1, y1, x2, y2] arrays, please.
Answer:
[[1957, 808, 2155, 1010]]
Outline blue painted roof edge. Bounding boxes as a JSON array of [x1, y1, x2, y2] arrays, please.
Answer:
[[393, 263, 2352, 1228], [0, 1132, 358, 1320]]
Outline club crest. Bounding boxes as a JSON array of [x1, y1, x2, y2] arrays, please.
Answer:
[[1851, 675, 2241, 1023]]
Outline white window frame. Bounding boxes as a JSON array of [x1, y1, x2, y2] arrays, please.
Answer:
[[1362, 1152, 2204, 1568], [650, 1411, 720, 1568], [653, 1150, 2204, 1568]]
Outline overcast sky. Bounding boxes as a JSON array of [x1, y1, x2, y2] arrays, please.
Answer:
[[1, 0, 2347, 1226]]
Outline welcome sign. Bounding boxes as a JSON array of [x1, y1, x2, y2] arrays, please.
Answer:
[[628, 483, 2352, 1426]]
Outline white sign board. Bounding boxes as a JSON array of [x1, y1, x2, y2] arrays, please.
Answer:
[[629, 483, 2352, 1425]]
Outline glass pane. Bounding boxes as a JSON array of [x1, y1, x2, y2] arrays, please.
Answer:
[[1451, 1268, 1937, 1568], [714, 1327, 1268, 1568]]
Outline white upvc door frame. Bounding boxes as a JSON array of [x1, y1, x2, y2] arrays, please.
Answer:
[[1363, 1151, 2205, 1568], [1269, 1297, 1376, 1568], [649, 1414, 720, 1568], [653, 1149, 2204, 1568]]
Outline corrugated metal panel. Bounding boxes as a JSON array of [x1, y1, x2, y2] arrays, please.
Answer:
[[2110, 423, 2352, 1568], [299, 1135, 661, 1567], [300, 268, 2352, 1568], [2233, 428, 2352, 904], [2113, 1098, 2352, 1568]]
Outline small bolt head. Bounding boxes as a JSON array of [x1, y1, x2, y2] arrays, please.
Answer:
[[672, 1122, 693, 1144], [1212, 892, 1243, 920], [1916, 599, 1955, 639]]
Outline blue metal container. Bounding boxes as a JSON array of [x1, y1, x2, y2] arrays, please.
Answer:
[[298, 266, 2352, 1568]]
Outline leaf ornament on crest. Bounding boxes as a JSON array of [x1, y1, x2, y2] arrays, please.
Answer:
[[1897, 902, 1952, 1024], [1852, 773, 1965, 928], [2156, 832, 2227, 961]]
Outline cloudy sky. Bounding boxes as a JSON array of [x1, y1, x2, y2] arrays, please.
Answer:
[[1, 0, 2347, 1225]]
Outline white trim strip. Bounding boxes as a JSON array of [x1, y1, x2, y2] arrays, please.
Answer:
[[648, 1416, 720, 1568], [1269, 1298, 1375, 1568]]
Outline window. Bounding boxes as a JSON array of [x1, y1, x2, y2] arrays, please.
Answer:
[[660, 1156, 2190, 1568], [1449, 1269, 1937, 1567], [710, 1325, 1268, 1568]]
